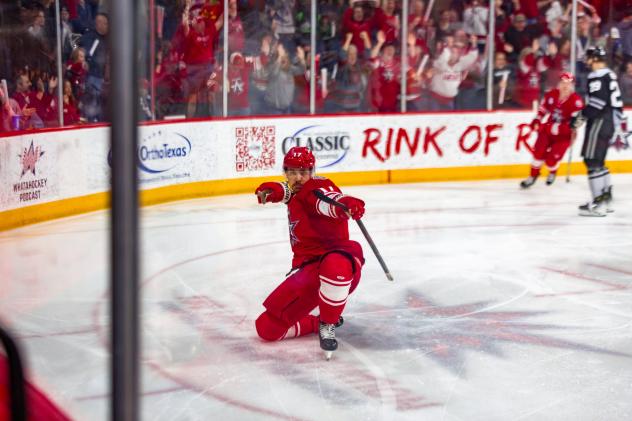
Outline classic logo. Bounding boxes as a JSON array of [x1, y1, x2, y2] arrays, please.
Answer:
[[282, 125, 350, 169], [19, 140, 45, 177], [137, 130, 192, 174], [235, 126, 275, 172]]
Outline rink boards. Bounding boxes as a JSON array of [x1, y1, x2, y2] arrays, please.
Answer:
[[2, 110, 632, 230]]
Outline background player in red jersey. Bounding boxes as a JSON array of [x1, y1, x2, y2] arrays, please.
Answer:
[[254, 147, 365, 359], [520, 72, 585, 189]]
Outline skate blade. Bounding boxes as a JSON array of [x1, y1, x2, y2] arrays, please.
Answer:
[[578, 210, 606, 217], [324, 351, 333, 361]]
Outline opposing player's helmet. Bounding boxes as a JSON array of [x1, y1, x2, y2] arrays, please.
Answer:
[[585, 46, 607, 62], [283, 147, 315, 170], [560, 72, 575, 83]]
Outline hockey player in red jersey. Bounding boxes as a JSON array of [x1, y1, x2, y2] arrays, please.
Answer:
[[520, 72, 585, 188], [254, 147, 365, 359]]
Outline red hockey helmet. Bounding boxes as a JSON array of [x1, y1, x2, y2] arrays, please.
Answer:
[[283, 147, 315, 170], [560, 72, 576, 84]]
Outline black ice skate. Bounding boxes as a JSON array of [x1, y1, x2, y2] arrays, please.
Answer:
[[578, 197, 606, 217], [546, 173, 556, 185], [319, 321, 338, 360], [520, 176, 537, 189], [335, 316, 344, 328]]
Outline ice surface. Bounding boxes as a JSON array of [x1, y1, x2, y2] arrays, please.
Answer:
[[1, 175, 632, 420]]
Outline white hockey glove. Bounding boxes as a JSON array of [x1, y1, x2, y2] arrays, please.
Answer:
[[611, 115, 631, 151]]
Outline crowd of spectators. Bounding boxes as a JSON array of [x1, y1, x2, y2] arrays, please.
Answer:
[[2, 0, 632, 132]]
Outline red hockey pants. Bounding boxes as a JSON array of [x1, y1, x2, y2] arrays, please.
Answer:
[[255, 252, 362, 341]]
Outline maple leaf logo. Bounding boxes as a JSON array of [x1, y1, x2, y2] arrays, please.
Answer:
[[19, 141, 45, 177]]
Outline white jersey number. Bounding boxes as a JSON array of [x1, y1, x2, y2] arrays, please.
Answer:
[[611, 80, 623, 108], [589, 80, 602, 92]]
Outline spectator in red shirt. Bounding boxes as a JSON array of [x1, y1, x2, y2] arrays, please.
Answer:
[[409, 0, 432, 53], [154, 41, 187, 119], [58, 79, 80, 125], [11, 73, 45, 129], [227, 0, 244, 53], [518, 0, 542, 23], [409, 0, 427, 32], [182, 0, 221, 117], [369, 31, 401, 113], [513, 40, 549, 108], [32, 75, 58, 126], [543, 39, 570, 90], [200, 0, 224, 28], [225, 52, 254, 116], [66, 47, 88, 103], [375, 0, 401, 45], [293, 50, 329, 114], [342, 4, 374, 55]]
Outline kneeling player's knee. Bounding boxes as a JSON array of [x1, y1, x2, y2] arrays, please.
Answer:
[[320, 253, 354, 278], [319, 253, 354, 303], [255, 311, 287, 342]]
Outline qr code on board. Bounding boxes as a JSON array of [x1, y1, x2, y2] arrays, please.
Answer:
[[235, 126, 276, 172]]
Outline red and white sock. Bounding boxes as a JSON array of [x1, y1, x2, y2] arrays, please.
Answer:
[[318, 253, 353, 324], [280, 315, 320, 339]]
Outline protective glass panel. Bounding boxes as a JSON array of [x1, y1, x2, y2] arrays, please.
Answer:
[[1, 1, 67, 130]]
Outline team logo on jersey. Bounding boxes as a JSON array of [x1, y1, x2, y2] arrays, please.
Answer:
[[282, 125, 350, 169], [288, 219, 299, 245]]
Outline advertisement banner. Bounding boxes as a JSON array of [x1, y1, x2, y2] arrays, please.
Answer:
[[2, 110, 632, 214], [1, 136, 57, 210]]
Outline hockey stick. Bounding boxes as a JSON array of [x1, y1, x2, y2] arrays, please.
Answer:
[[566, 128, 579, 182], [565, 143, 573, 182], [314, 189, 394, 281]]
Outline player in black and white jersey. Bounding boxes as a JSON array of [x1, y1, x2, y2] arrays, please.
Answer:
[[577, 46, 626, 216]]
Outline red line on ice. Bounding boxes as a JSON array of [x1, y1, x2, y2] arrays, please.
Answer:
[[534, 288, 623, 298], [539, 266, 625, 289], [586, 263, 632, 278]]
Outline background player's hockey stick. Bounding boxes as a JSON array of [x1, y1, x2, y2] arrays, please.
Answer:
[[565, 143, 573, 183], [313, 189, 394, 281]]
